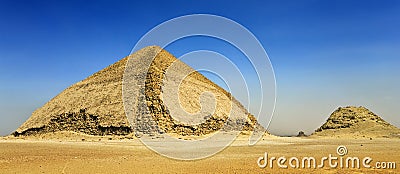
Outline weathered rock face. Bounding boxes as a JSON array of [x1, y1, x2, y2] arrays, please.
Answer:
[[313, 106, 400, 138], [142, 48, 258, 136], [13, 109, 132, 136], [13, 46, 261, 137]]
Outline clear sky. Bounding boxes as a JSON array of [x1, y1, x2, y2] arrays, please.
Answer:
[[1, 0, 399, 136]]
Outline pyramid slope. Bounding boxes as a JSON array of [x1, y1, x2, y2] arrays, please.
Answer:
[[15, 52, 131, 136], [14, 46, 260, 137], [312, 106, 400, 138]]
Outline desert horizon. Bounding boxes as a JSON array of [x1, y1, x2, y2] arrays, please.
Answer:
[[1, 45, 399, 173]]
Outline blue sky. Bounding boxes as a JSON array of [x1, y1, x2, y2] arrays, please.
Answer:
[[0, 0, 399, 136]]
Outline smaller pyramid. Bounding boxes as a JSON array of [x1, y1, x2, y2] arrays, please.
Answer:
[[312, 106, 400, 138], [296, 131, 307, 137]]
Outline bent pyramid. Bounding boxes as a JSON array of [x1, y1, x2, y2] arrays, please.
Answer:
[[13, 46, 261, 137], [312, 106, 400, 138]]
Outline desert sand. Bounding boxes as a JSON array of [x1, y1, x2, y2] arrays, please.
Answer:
[[0, 134, 399, 174]]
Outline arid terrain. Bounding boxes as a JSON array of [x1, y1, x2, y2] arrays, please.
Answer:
[[0, 134, 399, 173], [3, 46, 399, 173]]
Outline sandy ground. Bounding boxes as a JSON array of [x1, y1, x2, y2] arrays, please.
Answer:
[[0, 135, 399, 174]]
